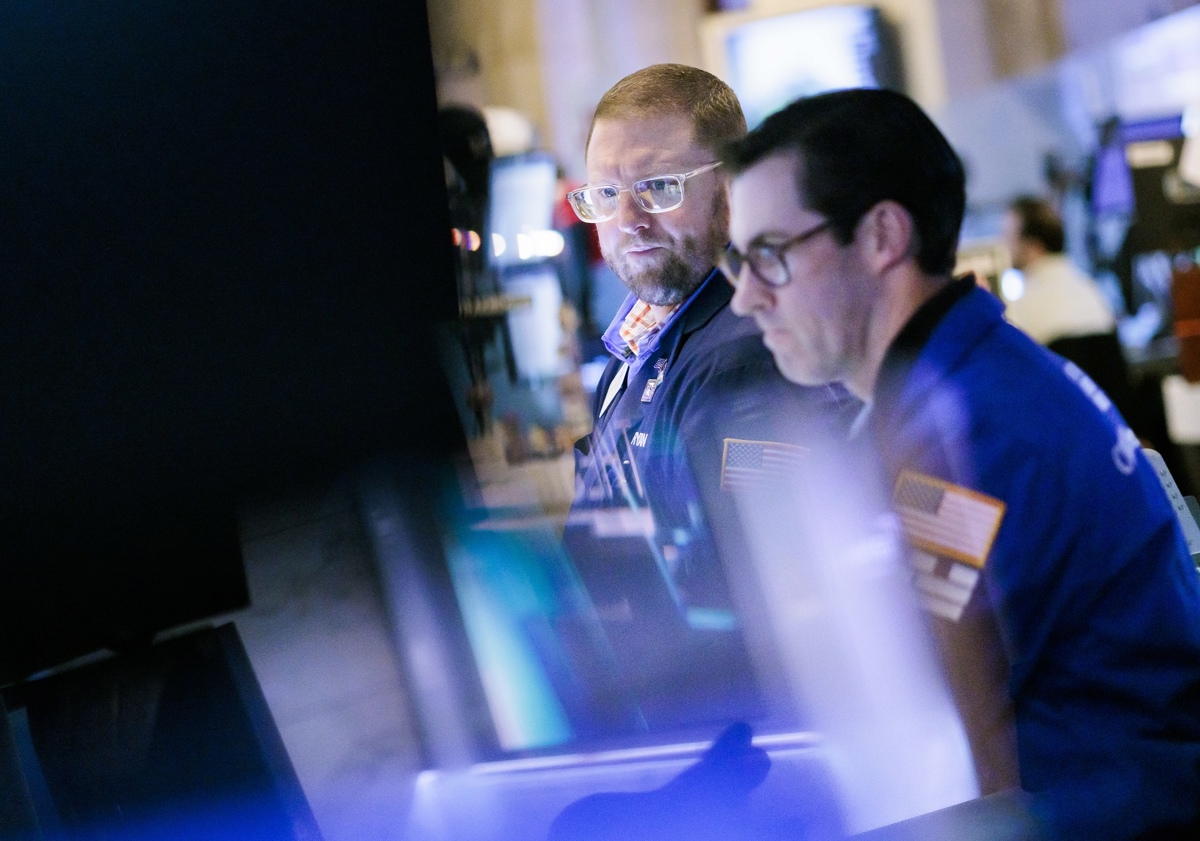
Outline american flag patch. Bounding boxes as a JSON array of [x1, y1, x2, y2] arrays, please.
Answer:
[[720, 438, 807, 490], [893, 471, 1005, 622]]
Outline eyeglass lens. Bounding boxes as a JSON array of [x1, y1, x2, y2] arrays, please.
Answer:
[[722, 245, 793, 287], [573, 176, 684, 221], [633, 178, 684, 212]]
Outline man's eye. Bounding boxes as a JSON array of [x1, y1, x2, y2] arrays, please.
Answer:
[[596, 186, 619, 200], [643, 179, 670, 192]]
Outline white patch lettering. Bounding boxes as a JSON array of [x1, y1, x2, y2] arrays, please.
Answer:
[[1112, 426, 1139, 475]]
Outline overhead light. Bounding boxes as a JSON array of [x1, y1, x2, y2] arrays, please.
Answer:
[[516, 230, 565, 260], [1000, 268, 1025, 302]]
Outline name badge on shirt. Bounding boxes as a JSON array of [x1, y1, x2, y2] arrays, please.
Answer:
[[641, 358, 668, 403]]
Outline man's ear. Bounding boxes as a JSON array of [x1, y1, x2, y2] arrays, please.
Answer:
[[858, 200, 916, 275]]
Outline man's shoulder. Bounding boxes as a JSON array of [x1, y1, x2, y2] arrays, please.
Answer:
[[931, 322, 1169, 527], [671, 300, 857, 433], [680, 296, 774, 365], [894, 300, 1139, 481], [675, 301, 813, 398], [927, 314, 1114, 444]]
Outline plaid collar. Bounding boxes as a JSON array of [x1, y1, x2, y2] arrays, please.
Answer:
[[617, 301, 680, 358], [601, 270, 721, 371]]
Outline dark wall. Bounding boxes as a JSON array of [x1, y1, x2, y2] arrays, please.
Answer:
[[0, 1, 460, 682]]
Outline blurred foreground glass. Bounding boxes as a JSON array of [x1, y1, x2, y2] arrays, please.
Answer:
[[726, 441, 980, 833]]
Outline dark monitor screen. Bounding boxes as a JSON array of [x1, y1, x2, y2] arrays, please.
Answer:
[[0, 0, 460, 685]]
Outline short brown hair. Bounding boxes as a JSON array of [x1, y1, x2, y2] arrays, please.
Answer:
[[1009, 196, 1065, 253], [587, 64, 747, 157]]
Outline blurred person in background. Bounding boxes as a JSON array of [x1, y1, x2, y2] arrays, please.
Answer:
[[723, 87, 1200, 839], [1002, 195, 1144, 439], [560, 64, 853, 732], [1002, 195, 1117, 345]]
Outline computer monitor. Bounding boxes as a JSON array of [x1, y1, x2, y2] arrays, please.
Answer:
[[0, 0, 461, 685], [718, 5, 903, 128]]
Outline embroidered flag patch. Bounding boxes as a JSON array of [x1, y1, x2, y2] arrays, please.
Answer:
[[720, 438, 807, 490], [893, 471, 1005, 621]]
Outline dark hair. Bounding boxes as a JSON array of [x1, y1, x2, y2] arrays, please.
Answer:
[[587, 64, 746, 156], [1009, 195, 1065, 253], [722, 88, 965, 275]]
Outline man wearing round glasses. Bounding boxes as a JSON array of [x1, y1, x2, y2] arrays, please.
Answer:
[[562, 65, 852, 731], [722, 88, 1200, 837]]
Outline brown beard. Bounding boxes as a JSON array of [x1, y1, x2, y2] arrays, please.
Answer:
[[605, 200, 729, 306]]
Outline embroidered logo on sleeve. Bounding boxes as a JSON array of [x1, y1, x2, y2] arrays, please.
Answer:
[[1061, 360, 1140, 475], [1111, 426, 1140, 475], [893, 471, 1005, 622], [720, 438, 807, 490]]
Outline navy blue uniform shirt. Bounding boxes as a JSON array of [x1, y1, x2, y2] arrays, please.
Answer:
[[867, 278, 1200, 838], [562, 269, 854, 730], [570, 268, 852, 610]]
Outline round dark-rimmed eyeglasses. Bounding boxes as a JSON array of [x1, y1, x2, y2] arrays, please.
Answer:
[[566, 162, 722, 223], [720, 219, 833, 287]]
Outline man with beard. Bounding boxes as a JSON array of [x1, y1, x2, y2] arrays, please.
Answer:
[[560, 65, 851, 734]]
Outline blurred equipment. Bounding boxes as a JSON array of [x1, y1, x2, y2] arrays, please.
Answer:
[[1141, 449, 1200, 567], [0, 1, 462, 835], [1081, 117, 1200, 492], [1, 625, 321, 841], [1124, 117, 1200, 256], [1170, 257, 1200, 382], [443, 110, 576, 435], [0, 0, 459, 687], [441, 104, 509, 433], [1181, 103, 1200, 187], [731, 449, 979, 833], [482, 106, 539, 157], [488, 152, 569, 382], [1162, 259, 1200, 491]]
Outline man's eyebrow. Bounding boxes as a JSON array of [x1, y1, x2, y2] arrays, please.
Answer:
[[588, 160, 689, 183], [746, 231, 794, 247]]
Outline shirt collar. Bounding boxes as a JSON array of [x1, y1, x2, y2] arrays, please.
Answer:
[[871, 275, 976, 420], [600, 270, 714, 371], [617, 300, 679, 358]]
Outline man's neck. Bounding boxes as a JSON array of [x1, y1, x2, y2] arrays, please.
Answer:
[[848, 267, 949, 401], [644, 271, 710, 326], [646, 302, 680, 325], [1015, 243, 1048, 272]]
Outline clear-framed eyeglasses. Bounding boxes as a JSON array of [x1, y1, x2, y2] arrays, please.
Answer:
[[720, 219, 833, 287], [566, 161, 722, 223]]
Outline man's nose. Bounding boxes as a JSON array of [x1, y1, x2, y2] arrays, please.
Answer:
[[615, 190, 650, 233], [729, 269, 769, 317]]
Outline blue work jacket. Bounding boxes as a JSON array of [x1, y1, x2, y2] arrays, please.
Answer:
[[867, 278, 1200, 838]]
